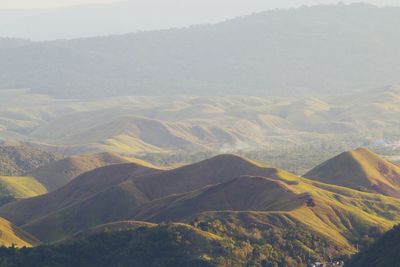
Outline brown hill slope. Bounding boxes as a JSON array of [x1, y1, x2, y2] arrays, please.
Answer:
[[3, 153, 400, 252], [27, 152, 129, 191], [0, 155, 299, 242], [304, 148, 400, 197], [131, 154, 297, 200], [0, 162, 161, 227], [0, 216, 40, 247], [130, 176, 309, 222]]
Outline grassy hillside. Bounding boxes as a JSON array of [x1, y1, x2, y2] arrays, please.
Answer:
[[1, 152, 399, 260], [304, 148, 400, 197], [0, 217, 39, 248], [1, 89, 399, 176], [0, 162, 161, 230], [346, 224, 400, 267], [0, 176, 47, 199], [27, 152, 130, 191]]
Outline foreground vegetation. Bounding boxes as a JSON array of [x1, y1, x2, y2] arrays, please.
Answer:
[[0, 220, 348, 267], [346, 224, 400, 267]]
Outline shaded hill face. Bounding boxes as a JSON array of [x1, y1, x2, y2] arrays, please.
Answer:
[[131, 176, 308, 222], [0, 162, 161, 229], [1, 155, 296, 242], [27, 152, 129, 191], [304, 148, 400, 197], [0, 146, 60, 176], [347, 224, 400, 267], [1, 4, 400, 98]]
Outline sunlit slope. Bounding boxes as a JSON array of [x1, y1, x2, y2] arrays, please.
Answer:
[[304, 148, 400, 197], [0, 176, 47, 198], [0, 217, 39, 247], [27, 152, 130, 191], [0, 162, 161, 229], [2, 153, 400, 250]]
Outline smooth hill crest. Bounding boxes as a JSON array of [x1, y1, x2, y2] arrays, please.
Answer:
[[1, 151, 400, 252], [0, 154, 302, 242], [304, 147, 400, 197], [26, 152, 131, 191]]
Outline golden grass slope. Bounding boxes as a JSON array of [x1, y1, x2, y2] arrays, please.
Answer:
[[0, 176, 47, 198], [0, 216, 40, 247], [304, 148, 400, 197], [27, 152, 130, 191], [2, 153, 400, 251]]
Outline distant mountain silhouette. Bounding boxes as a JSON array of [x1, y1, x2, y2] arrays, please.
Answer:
[[1, 4, 400, 98]]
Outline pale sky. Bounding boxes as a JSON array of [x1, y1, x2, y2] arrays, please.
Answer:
[[1, 0, 400, 9], [0, 0, 118, 9]]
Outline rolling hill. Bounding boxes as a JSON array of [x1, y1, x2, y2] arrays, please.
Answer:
[[304, 148, 400, 197], [1, 4, 400, 98], [0, 152, 136, 204], [27, 152, 130, 191], [0, 151, 399, 265], [0, 88, 399, 173]]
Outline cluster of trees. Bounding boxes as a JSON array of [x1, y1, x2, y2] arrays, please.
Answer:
[[347, 224, 400, 267], [0, 217, 351, 267], [0, 225, 221, 267], [190, 213, 347, 266], [0, 146, 60, 176]]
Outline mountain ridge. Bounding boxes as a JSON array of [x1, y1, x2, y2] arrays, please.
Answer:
[[304, 147, 400, 197], [1, 4, 400, 98]]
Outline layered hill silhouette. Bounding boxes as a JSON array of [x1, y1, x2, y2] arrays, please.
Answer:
[[27, 152, 130, 191], [0, 152, 137, 205], [304, 148, 400, 197], [1, 89, 399, 163], [0, 151, 399, 259]]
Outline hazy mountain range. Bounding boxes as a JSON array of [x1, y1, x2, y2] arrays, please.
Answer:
[[2, 1, 398, 40], [1, 4, 400, 98]]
